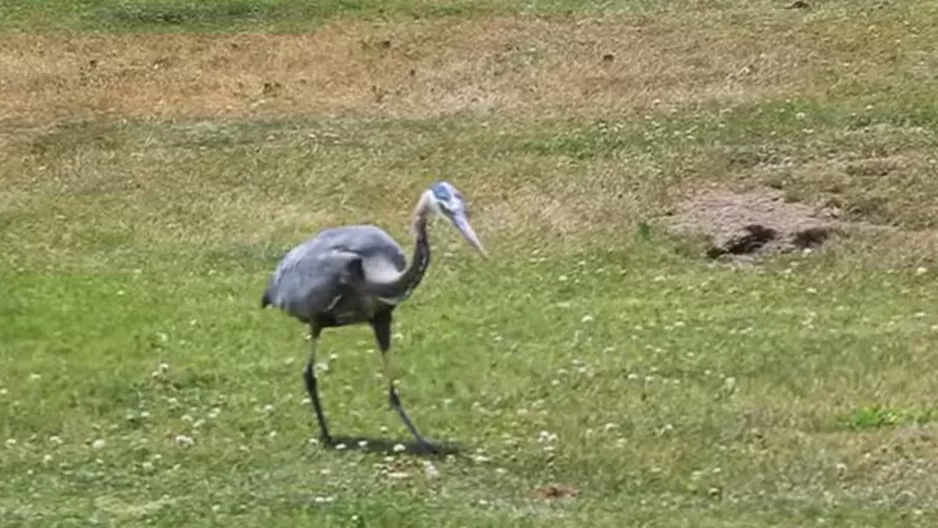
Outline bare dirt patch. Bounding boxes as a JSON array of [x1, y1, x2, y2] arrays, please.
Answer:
[[663, 186, 883, 262], [531, 484, 580, 501], [0, 14, 900, 123]]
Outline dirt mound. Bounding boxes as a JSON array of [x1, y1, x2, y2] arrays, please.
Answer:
[[664, 187, 849, 261]]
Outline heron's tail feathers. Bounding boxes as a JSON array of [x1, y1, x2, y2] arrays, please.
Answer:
[[261, 289, 272, 309]]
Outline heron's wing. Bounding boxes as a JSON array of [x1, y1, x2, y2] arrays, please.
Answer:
[[359, 253, 404, 283], [262, 225, 408, 321], [319, 225, 408, 271], [263, 248, 348, 319], [302, 224, 409, 284], [324, 225, 408, 290]]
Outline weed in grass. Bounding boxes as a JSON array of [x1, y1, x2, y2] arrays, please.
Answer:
[[841, 406, 938, 430]]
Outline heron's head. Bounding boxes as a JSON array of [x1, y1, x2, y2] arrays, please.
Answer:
[[423, 181, 488, 259]]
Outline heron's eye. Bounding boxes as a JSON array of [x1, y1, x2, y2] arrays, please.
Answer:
[[440, 198, 467, 218], [437, 199, 453, 214]]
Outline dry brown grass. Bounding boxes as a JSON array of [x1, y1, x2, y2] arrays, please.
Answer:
[[1, 10, 934, 263], [730, 123, 938, 230], [0, 14, 907, 123]]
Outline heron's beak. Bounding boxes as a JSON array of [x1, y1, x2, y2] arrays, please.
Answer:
[[452, 213, 488, 259]]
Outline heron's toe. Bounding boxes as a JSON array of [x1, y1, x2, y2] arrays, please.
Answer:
[[419, 441, 439, 455]]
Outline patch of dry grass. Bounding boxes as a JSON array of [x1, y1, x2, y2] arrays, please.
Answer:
[[4, 100, 938, 272], [0, 9, 925, 124], [728, 121, 938, 230]]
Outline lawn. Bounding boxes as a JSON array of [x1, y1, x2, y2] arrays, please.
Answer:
[[3, 1, 938, 526]]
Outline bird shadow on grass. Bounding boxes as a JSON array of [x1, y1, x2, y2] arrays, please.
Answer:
[[322, 435, 465, 458]]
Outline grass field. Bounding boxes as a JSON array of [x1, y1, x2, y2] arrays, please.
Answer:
[[3, 1, 938, 526]]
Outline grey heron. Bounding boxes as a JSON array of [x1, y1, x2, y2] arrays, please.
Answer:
[[261, 181, 488, 453]]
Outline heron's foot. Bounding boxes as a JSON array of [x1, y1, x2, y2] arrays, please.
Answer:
[[318, 433, 335, 448], [416, 439, 439, 455]]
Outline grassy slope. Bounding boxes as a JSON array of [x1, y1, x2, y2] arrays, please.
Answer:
[[3, 1, 938, 526], [2, 0, 623, 32]]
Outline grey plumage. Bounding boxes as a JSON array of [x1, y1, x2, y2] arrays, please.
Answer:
[[261, 225, 407, 322], [260, 181, 488, 453]]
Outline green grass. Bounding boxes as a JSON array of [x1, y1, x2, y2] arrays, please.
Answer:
[[0, 0, 544, 32], [3, 0, 932, 32], [5, 0, 938, 526], [841, 406, 938, 430], [3, 247, 938, 525], [0, 0, 478, 32], [4, 109, 938, 526]]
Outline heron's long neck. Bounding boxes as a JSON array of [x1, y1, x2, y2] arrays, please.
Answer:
[[393, 214, 432, 302], [362, 196, 432, 305]]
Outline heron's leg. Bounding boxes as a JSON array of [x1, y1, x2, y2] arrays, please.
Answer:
[[303, 324, 333, 445], [371, 310, 435, 452]]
